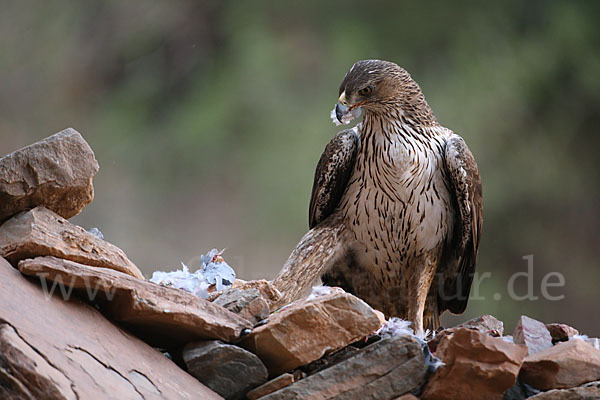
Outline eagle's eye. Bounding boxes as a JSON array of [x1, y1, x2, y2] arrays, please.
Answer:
[[358, 86, 373, 97]]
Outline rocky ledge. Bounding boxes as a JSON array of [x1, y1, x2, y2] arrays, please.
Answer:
[[1, 129, 598, 400]]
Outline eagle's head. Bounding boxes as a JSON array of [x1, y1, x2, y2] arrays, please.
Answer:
[[332, 59, 433, 125]]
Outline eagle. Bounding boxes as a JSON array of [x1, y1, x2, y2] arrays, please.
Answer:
[[273, 60, 482, 334]]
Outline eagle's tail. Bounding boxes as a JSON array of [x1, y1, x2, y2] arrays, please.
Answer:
[[272, 214, 345, 310]]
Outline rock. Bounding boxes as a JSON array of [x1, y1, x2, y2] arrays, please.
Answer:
[[393, 395, 420, 400], [19, 256, 252, 346], [300, 344, 361, 376], [0, 256, 220, 399], [262, 334, 427, 399], [422, 328, 528, 400], [457, 314, 504, 336], [183, 340, 268, 400], [0, 323, 76, 400], [233, 279, 282, 308], [519, 338, 600, 390], [213, 288, 270, 325], [239, 288, 382, 376], [513, 315, 553, 355], [545, 323, 579, 343], [0, 128, 99, 223], [528, 380, 600, 399], [503, 379, 541, 400], [246, 373, 296, 400], [429, 314, 505, 354], [586, 337, 600, 350], [0, 206, 144, 279]]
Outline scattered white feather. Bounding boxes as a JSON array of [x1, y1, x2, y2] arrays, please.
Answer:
[[307, 285, 343, 301], [587, 338, 600, 350], [87, 227, 104, 240], [330, 106, 362, 126], [571, 334, 599, 350], [571, 334, 589, 341], [377, 317, 414, 337], [150, 249, 235, 299], [502, 335, 514, 343], [376, 317, 444, 371]]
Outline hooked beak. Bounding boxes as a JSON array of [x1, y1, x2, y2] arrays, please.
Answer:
[[331, 91, 362, 126], [335, 91, 351, 123], [335, 102, 350, 123]]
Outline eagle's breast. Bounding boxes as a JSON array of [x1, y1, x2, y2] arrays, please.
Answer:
[[339, 118, 454, 283]]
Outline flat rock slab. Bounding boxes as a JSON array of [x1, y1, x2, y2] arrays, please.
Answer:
[[0, 206, 144, 279], [19, 256, 252, 346], [246, 373, 296, 400], [0, 128, 98, 223], [422, 328, 528, 400], [239, 288, 382, 376], [0, 256, 221, 400], [529, 381, 600, 399], [263, 334, 427, 399], [213, 288, 270, 325], [183, 340, 268, 400], [513, 315, 553, 356], [519, 338, 600, 390]]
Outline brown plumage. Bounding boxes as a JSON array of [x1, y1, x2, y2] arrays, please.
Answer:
[[273, 60, 483, 334]]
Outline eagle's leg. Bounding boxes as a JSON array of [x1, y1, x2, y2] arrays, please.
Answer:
[[407, 254, 439, 336], [424, 292, 441, 332], [272, 213, 346, 310]]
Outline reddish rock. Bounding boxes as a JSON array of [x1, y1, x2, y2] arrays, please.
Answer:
[[457, 314, 504, 336], [246, 373, 296, 400], [213, 288, 270, 325], [545, 323, 579, 343], [513, 315, 553, 355], [0, 206, 144, 279], [0, 256, 220, 399], [19, 256, 252, 346], [0, 128, 99, 223], [519, 338, 600, 390], [239, 288, 382, 376], [429, 315, 505, 354], [262, 334, 427, 399], [0, 323, 76, 399], [183, 340, 268, 399], [586, 337, 600, 350], [422, 328, 528, 400]]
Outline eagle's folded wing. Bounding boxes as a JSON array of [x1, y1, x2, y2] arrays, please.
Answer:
[[309, 128, 360, 228], [439, 134, 483, 314]]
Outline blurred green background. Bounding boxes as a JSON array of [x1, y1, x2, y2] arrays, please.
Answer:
[[1, 1, 598, 334]]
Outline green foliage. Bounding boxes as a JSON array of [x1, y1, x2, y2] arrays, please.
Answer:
[[1, 0, 598, 333]]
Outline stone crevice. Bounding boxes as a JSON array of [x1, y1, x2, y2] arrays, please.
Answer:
[[0, 319, 80, 400]]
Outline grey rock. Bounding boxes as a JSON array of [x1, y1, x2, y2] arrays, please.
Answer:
[[513, 315, 553, 355], [213, 288, 270, 325], [183, 340, 268, 400], [528, 380, 600, 399], [0, 128, 98, 223], [503, 379, 540, 400], [263, 334, 427, 400]]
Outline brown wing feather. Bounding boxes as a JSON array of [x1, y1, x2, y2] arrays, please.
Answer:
[[308, 128, 360, 228], [438, 134, 483, 314]]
